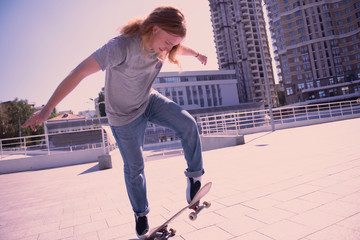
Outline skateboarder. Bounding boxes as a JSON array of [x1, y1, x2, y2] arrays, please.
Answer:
[[22, 6, 206, 238]]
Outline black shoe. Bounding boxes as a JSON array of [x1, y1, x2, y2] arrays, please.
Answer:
[[186, 177, 202, 204], [135, 215, 149, 239]]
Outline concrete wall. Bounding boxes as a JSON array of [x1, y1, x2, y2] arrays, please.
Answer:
[[0, 148, 104, 174], [201, 135, 245, 151]]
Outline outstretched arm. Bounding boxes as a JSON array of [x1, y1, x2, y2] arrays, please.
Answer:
[[22, 55, 101, 131], [178, 44, 207, 65]]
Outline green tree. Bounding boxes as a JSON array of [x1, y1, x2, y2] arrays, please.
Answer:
[[0, 99, 44, 139], [277, 90, 286, 106], [98, 89, 106, 117]]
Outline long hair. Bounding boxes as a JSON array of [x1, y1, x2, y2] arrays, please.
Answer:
[[120, 6, 186, 67]]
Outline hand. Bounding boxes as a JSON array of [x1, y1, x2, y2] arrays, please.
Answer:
[[22, 109, 51, 132], [196, 53, 207, 65]]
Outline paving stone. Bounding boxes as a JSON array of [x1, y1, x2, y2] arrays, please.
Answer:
[[0, 118, 360, 240]]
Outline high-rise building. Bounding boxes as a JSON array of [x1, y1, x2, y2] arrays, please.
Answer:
[[208, 0, 279, 107], [266, 0, 360, 105]]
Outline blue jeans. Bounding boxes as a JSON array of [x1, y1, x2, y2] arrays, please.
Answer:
[[110, 92, 204, 217]]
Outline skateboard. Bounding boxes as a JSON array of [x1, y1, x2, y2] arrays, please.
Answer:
[[144, 182, 212, 240]]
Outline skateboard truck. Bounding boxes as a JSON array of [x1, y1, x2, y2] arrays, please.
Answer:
[[188, 201, 211, 221], [153, 226, 176, 240]]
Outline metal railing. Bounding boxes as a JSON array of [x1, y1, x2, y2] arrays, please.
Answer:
[[2, 100, 360, 159], [0, 127, 117, 160], [199, 100, 360, 135]]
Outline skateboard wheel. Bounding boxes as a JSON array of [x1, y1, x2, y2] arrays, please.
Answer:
[[189, 212, 197, 221], [169, 228, 176, 235], [204, 201, 211, 208]]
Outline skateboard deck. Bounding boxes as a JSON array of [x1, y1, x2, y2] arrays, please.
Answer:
[[144, 182, 212, 240]]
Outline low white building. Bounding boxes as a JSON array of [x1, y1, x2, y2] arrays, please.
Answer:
[[154, 70, 240, 112]]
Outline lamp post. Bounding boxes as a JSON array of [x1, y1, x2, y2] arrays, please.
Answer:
[[253, 0, 275, 131]]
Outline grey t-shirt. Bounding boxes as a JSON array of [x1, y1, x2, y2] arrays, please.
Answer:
[[92, 35, 162, 126]]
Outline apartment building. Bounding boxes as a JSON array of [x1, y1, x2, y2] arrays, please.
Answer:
[[266, 0, 360, 104], [208, 0, 279, 107]]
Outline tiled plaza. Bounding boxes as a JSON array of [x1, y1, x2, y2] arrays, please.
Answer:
[[1, 118, 359, 240]]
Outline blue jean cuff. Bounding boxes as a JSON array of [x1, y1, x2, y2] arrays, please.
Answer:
[[184, 169, 205, 178], [135, 208, 150, 217]]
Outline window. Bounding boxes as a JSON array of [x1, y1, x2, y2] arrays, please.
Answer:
[[271, 2, 279, 10], [296, 19, 303, 25], [330, 40, 338, 47], [336, 67, 344, 75], [286, 87, 294, 95], [298, 83, 305, 90], [279, 44, 286, 50], [332, 48, 340, 56], [300, 36, 307, 42], [305, 72, 312, 80], [334, 58, 342, 65]]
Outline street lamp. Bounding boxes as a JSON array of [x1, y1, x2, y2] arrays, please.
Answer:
[[253, 0, 275, 131]]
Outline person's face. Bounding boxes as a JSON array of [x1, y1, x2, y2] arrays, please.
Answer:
[[147, 25, 184, 54]]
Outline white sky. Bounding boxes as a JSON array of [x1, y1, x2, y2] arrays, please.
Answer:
[[0, 0, 219, 113]]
